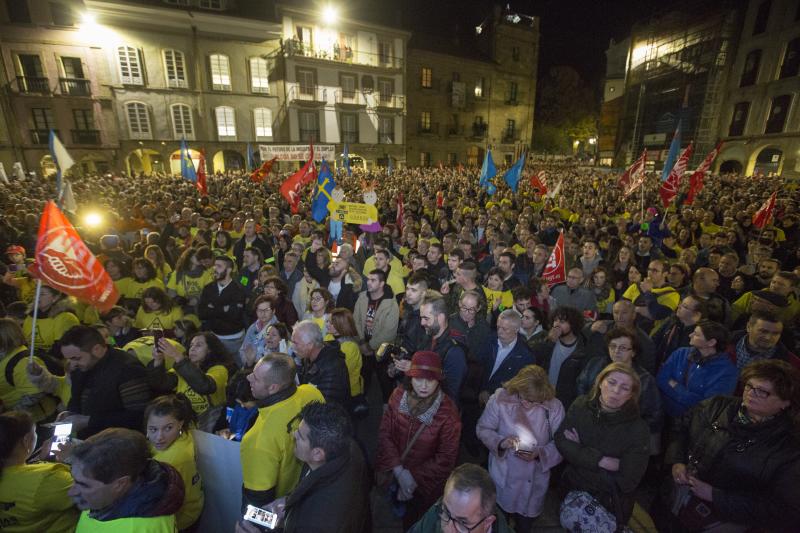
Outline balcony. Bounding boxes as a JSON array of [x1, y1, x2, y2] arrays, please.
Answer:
[[17, 76, 50, 94], [502, 131, 520, 143], [375, 94, 405, 111], [334, 90, 366, 107], [470, 123, 488, 139], [299, 128, 320, 142], [59, 78, 91, 96], [71, 129, 101, 144], [446, 124, 464, 137], [31, 129, 57, 144], [417, 122, 439, 135], [284, 39, 403, 70], [288, 83, 326, 105]]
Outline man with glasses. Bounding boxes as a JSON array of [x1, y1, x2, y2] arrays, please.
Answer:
[[409, 463, 512, 532]]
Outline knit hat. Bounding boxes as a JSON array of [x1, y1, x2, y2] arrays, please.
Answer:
[[406, 351, 443, 381]]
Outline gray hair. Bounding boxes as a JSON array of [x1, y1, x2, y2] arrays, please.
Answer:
[[497, 309, 522, 330], [294, 320, 324, 348]]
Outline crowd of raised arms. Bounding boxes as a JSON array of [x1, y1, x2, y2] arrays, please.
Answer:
[[0, 160, 798, 533]]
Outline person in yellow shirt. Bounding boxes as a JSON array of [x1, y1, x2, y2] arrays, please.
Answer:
[[22, 285, 80, 353], [166, 247, 215, 317], [0, 411, 79, 532], [0, 318, 58, 422], [117, 258, 166, 311], [144, 394, 204, 531], [326, 308, 364, 401], [303, 288, 334, 338], [134, 287, 184, 335], [147, 332, 232, 432], [144, 245, 173, 285], [240, 352, 324, 511], [483, 268, 513, 318]]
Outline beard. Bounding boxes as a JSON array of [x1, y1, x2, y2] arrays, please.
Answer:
[[424, 322, 441, 338]]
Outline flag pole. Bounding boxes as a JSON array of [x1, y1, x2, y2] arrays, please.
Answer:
[[28, 279, 42, 364]]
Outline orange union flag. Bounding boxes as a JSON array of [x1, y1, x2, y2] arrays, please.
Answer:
[[542, 231, 566, 286], [28, 201, 119, 313]]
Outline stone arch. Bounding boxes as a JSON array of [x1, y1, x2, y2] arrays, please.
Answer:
[[126, 149, 164, 176], [211, 150, 244, 173], [748, 145, 783, 176]]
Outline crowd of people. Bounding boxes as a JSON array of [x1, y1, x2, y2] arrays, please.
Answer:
[[0, 160, 799, 533]]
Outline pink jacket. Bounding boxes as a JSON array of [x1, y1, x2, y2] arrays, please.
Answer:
[[477, 388, 565, 517]]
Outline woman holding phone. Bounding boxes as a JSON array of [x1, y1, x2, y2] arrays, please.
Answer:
[[0, 411, 79, 532], [145, 395, 204, 531]]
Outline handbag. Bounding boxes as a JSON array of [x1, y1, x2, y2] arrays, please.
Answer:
[[559, 490, 633, 533], [376, 420, 429, 518], [667, 480, 723, 531]]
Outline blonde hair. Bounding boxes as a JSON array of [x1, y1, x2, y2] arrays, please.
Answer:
[[590, 362, 641, 409], [503, 365, 555, 403]]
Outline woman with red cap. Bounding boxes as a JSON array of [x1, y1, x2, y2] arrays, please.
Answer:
[[376, 350, 462, 529]]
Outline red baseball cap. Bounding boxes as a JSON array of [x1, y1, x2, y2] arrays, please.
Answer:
[[5, 245, 25, 256]]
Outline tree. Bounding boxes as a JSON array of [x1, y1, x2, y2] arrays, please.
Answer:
[[533, 66, 598, 154]]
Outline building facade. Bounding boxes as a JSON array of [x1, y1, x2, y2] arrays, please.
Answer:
[[716, 0, 800, 177], [274, 3, 409, 170], [405, 6, 539, 168]]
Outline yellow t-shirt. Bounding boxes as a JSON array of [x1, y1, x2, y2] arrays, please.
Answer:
[[116, 278, 166, 300], [152, 433, 203, 531], [240, 384, 324, 494], [0, 346, 58, 422], [123, 336, 181, 368], [134, 307, 184, 331], [0, 462, 79, 533], [23, 311, 81, 350], [171, 363, 228, 413], [482, 286, 513, 315], [166, 270, 215, 300], [155, 264, 173, 284]]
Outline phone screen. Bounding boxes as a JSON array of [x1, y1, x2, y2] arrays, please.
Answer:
[[244, 505, 278, 529], [50, 423, 72, 456], [152, 328, 164, 348]]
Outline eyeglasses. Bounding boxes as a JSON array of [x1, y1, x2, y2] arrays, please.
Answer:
[[459, 306, 478, 314], [437, 502, 491, 533], [608, 343, 633, 353], [310, 295, 325, 302], [744, 382, 772, 399]]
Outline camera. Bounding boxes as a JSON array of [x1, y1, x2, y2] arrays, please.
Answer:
[[375, 342, 410, 363]]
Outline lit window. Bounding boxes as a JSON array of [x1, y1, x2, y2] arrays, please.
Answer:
[[171, 104, 193, 139], [215, 106, 236, 139], [253, 108, 273, 139], [126, 102, 151, 138], [209, 54, 231, 91]]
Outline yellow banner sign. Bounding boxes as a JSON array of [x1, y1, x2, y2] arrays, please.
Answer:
[[330, 201, 379, 224]]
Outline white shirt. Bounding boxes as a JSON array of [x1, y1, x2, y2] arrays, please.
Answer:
[[490, 337, 518, 378]]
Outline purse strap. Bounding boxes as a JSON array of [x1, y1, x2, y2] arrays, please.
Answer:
[[400, 421, 428, 463]]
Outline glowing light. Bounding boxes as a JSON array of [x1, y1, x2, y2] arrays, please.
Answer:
[[84, 212, 102, 228], [322, 6, 338, 25], [588, 137, 597, 145], [81, 12, 96, 25]]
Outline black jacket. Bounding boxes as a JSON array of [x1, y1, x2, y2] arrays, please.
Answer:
[[299, 342, 351, 408], [396, 301, 427, 354], [532, 334, 591, 408], [198, 279, 247, 335], [283, 440, 370, 533], [665, 396, 800, 531], [233, 235, 274, 269], [479, 334, 535, 394], [304, 252, 359, 310], [68, 348, 153, 438]]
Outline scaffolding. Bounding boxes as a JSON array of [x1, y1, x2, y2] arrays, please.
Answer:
[[617, 0, 742, 168]]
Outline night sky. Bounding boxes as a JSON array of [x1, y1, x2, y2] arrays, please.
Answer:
[[363, 0, 678, 84]]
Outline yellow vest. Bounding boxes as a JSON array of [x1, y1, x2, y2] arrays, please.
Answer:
[[240, 384, 324, 494], [152, 433, 203, 531], [23, 312, 80, 350], [340, 339, 363, 396], [76, 511, 176, 532], [116, 278, 165, 300], [166, 270, 215, 300], [0, 346, 57, 422], [0, 462, 79, 533]]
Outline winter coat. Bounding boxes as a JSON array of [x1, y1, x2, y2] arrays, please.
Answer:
[[550, 285, 597, 313], [665, 396, 800, 531], [353, 287, 399, 351], [283, 440, 370, 533], [198, 280, 246, 335], [532, 335, 591, 408], [298, 342, 351, 408], [477, 388, 564, 517], [724, 330, 800, 371], [478, 334, 535, 394], [376, 387, 461, 511], [554, 395, 650, 525], [656, 347, 738, 418]]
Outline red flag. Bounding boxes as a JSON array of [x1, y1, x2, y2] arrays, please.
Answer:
[[685, 141, 723, 205], [250, 157, 277, 183], [529, 171, 548, 194], [542, 231, 566, 286], [658, 142, 694, 207], [396, 193, 404, 232], [619, 150, 646, 197], [280, 157, 316, 214], [299, 142, 317, 186], [196, 150, 207, 196], [28, 201, 119, 313], [752, 191, 777, 229], [436, 191, 444, 208]]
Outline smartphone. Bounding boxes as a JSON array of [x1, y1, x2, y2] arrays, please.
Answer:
[[8, 264, 18, 272], [152, 328, 165, 354], [50, 422, 73, 458], [244, 504, 278, 529]]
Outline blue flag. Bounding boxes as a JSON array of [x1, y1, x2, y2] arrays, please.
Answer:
[[49, 130, 74, 202], [180, 138, 197, 182], [660, 120, 681, 182], [343, 144, 351, 176], [486, 182, 497, 195], [502, 152, 526, 193], [311, 160, 336, 223], [246, 143, 256, 173], [479, 149, 496, 188]]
